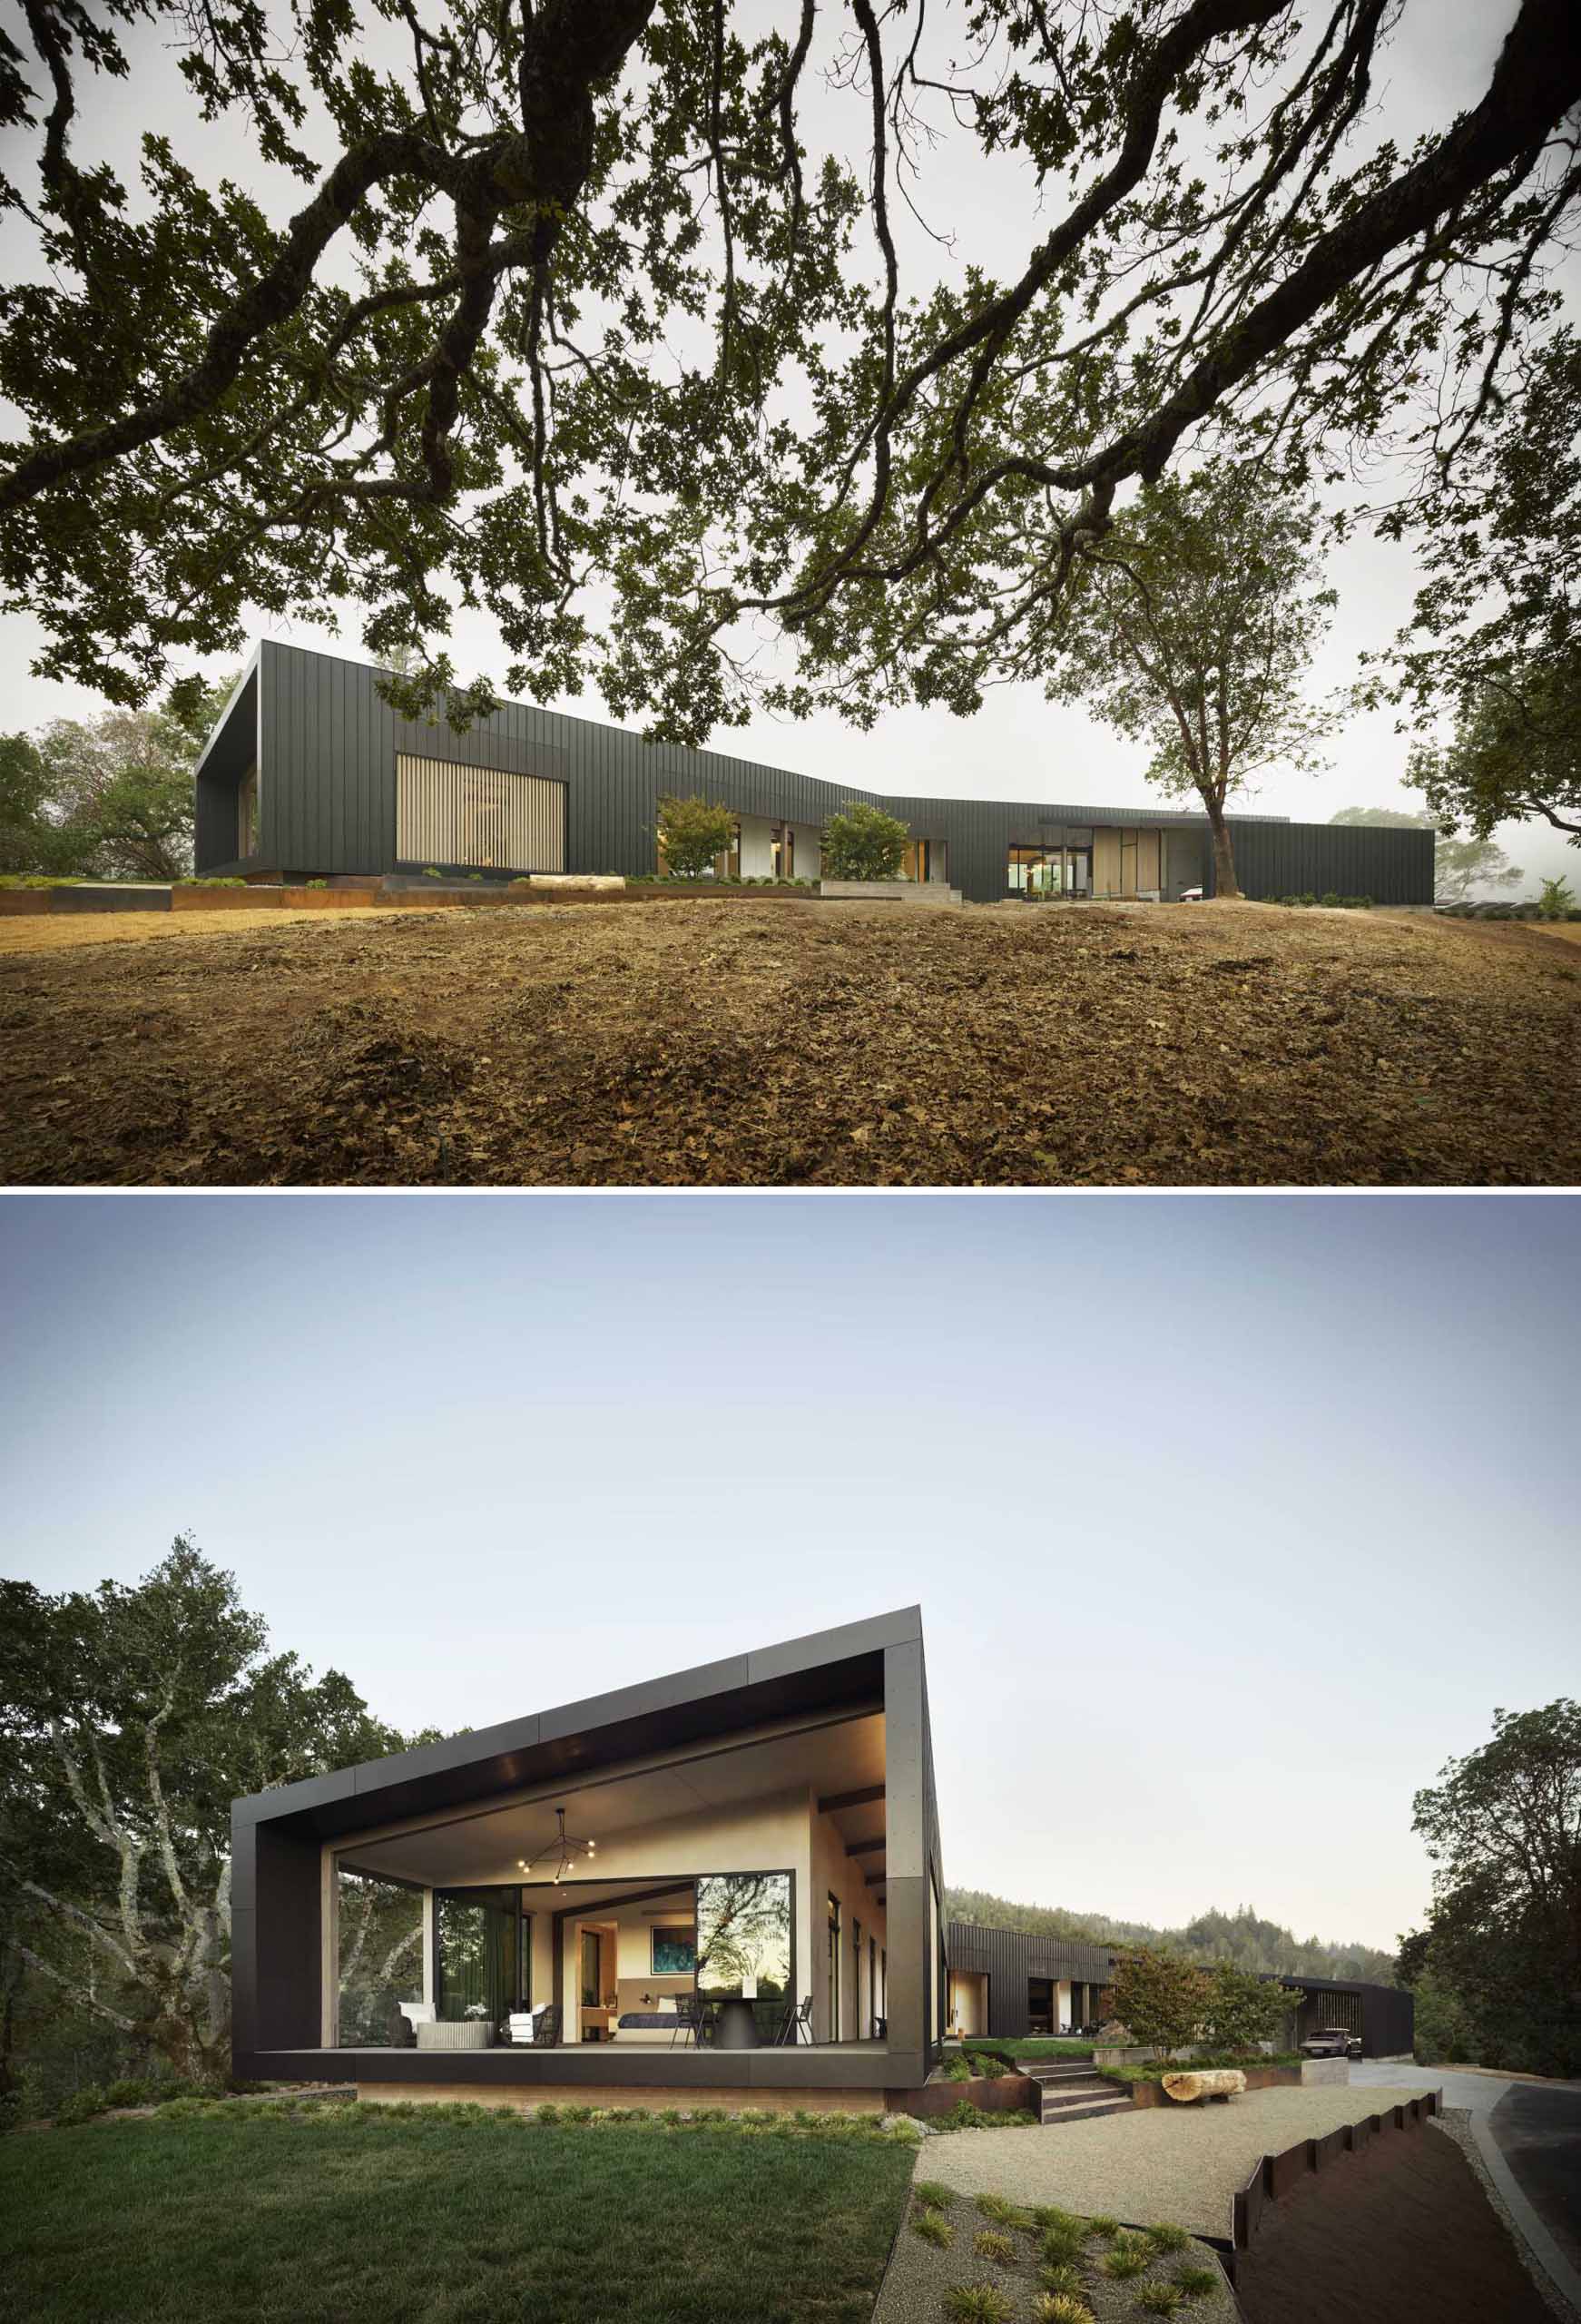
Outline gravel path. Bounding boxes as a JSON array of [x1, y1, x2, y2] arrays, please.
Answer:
[[916, 2083, 1429, 2238]]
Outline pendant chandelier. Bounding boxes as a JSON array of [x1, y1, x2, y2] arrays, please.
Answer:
[[517, 1806, 597, 1885]]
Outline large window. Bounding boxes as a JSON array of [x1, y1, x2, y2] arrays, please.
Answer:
[[696, 1873, 792, 2039], [436, 1886, 521, 2030], [337, 1867, 424, 2047]]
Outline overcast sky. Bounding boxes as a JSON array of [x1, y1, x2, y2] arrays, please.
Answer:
[[4, 1190, 1576, 1953], [0, 0, 1576, 894]]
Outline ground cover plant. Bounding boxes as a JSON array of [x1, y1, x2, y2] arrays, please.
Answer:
[[879, 2185, 1232, 2324], [3, 899, 1578, 1189], [0, 2100, 917, 2324]]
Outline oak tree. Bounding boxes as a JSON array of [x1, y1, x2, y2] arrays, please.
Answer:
[[0, 0, 1576, 750]]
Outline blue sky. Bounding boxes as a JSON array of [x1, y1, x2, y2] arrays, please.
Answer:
[[3, 1191, 1576, 1951]]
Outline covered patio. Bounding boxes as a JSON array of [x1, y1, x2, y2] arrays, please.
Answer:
[[231, 1611, 944, 2105]]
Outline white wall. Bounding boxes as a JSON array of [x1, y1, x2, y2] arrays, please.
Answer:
[[738, 814, 775, 878]]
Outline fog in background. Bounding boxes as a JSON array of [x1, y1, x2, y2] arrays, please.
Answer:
[[0, 0, 1576, 893], [4, 1190, 1576, 1955]]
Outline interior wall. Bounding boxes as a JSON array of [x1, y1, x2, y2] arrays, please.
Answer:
[[810, 1803, 887, 2043], [532, 1787, 812, 2041]]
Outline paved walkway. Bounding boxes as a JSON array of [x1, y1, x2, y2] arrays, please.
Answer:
[[916, 2082, 1425, 2240], [1353, 2062, 1581, 2309]]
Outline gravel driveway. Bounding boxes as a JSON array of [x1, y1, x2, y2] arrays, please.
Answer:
[[917, 2083, 1429, 2238]]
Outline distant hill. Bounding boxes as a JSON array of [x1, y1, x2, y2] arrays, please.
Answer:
[[946, 1890, 1399, 1986]]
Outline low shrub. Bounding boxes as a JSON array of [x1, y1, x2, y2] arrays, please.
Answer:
[[942, 2053, 975, 2081], [1145, 2223, 1190, 2254], [1173, 2265, 1220, 2299], [938, 2101, 1039, 2130], [943, 2286, 1016, 2324], [975, 2193, 1031, 2228], [1137, 2286, 1185, 2317], [1099, 2237, 1151, 2280], [55, 2084, 108, 2127], [1038, 2262, 1086, 2299], [1086, 2217, 1119, 2241], [103, 2078, 149, 2110], [304, 878, 329, 890], [176, 876, 248, 887], [1041, 2226, 1086, 2268], [0, 873, 83, 887], [915, 2181, 955, 2211], [973, 2230, 1017, 2262], [913, 2211, 955, 2249], [1035, 2297, 1095, 2324], [963, 2048, 1011, 2079]]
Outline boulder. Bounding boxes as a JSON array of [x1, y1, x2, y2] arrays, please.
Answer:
[[1161, 2069, 1247, 2104]]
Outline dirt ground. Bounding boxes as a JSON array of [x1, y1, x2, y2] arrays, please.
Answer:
[[2, 898, 1577, 1187], [1234, 2117, 1555, 2324]]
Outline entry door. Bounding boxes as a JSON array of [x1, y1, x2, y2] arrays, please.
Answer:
[[1028, 1977, 1054, 2035]]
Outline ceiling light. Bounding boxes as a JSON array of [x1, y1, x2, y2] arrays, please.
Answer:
[[519, 1806, 597, 1885]]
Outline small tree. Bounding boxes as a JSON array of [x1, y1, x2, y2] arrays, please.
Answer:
[[1106, 1948, 1211, 2059], [821, 802, 908, 882], [1199, 1964, 1298, 2055], [1048, 462, 1338, 899], [1538, 877, 1576, 920], [655, 794, 737, 880]]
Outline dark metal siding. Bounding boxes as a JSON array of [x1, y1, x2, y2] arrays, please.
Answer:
[[231, 640, 1434, 903], [946, 1923, 1413, 2056], [947, 1921, 1120, 2039], [1214, 821, 1433, 905]]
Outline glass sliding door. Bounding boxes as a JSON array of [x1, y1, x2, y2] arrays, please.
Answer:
[[337, 1867, 425, 2045], [436, 1886, 522, 2034], [695, 1872, 793, 2043]]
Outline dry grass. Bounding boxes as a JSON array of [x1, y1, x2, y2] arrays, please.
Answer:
[[0, 905, 417, 951], [2, 898, 1577, 1187]]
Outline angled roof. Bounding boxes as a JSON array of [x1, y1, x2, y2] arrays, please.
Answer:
[[234, 1606, 919, 1843]]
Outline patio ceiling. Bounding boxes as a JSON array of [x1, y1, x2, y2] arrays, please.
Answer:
[[339, 1709, 885, 1887]]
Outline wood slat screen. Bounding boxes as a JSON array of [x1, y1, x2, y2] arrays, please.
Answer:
[[396, 753, 566, 872]]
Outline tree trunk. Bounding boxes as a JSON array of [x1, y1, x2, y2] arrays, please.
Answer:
[[1207, 805, 1241, 899]]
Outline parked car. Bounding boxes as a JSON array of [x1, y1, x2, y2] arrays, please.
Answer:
[[1301, 2027, 1363, 2060]]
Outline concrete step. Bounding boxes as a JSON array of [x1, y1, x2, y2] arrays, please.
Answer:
[[1039, 2093, 1135, 2125]]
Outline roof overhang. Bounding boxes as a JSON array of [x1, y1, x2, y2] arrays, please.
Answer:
[[235, 1607, 919, 1846]]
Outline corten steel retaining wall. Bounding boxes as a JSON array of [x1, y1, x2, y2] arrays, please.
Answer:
[[1226, 2090, 1443, 2273], [893, 2073, 1042, 2118], [193, 638, 1436, 903]]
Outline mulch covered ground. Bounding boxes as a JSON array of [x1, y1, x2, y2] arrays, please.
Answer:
[[1235, 2117, 1555, 2324], [2, 898, 1577, 1186]]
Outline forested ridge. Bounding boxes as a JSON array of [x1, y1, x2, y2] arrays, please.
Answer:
[[946, 1891, 1399, 1986]]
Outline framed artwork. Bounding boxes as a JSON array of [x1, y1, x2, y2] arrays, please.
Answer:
[[651, 1924, 696, 1975]]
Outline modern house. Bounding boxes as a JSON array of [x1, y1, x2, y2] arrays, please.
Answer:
[[195, 638, 1436, 905], [231, 1607, 948, 2111], [946, 1921, 1414, 2059]]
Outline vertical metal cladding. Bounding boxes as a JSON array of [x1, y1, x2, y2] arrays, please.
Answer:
[[221, 640, 1436, 901], [395, 754, 566, 872], [1213, 820, 1435, 905]]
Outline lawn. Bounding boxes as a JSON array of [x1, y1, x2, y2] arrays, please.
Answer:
[[3, 896, 1578, 1185], [0, 2102, 917, 2324]]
